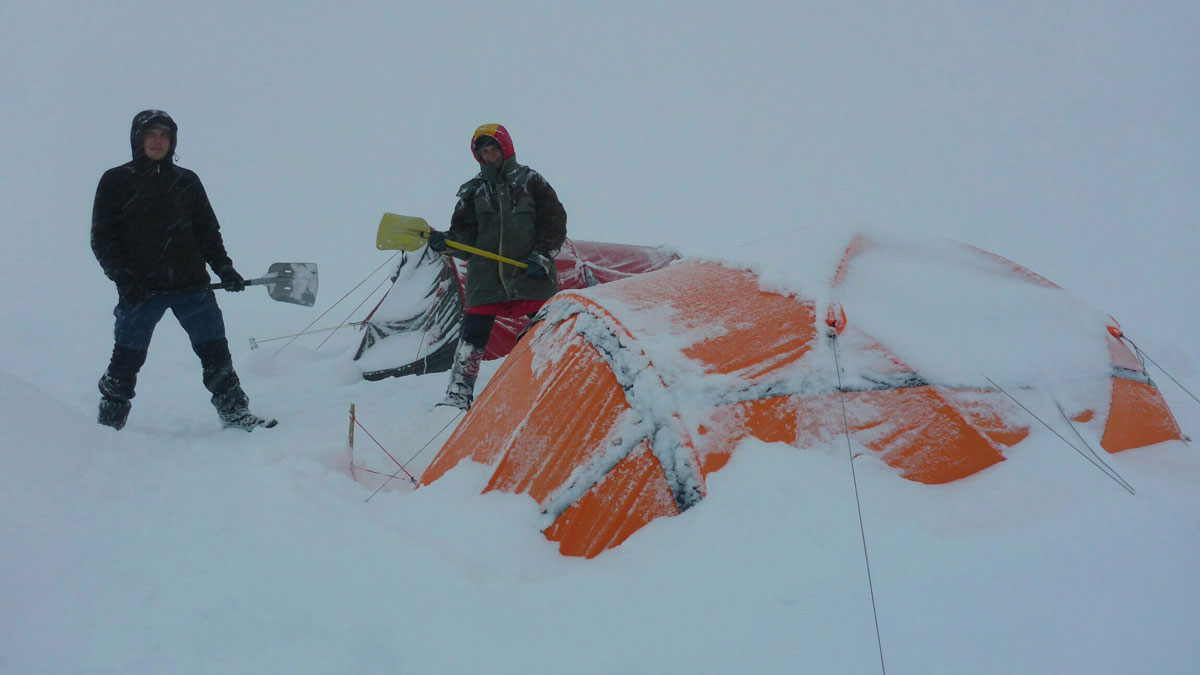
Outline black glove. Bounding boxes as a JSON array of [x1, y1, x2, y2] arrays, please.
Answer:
[[427, 230, 448, 252], [524, 252, 552, 279], [217, 266, 246, 292]]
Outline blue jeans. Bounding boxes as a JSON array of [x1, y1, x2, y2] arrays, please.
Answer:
[[113, 289, 227, 349]]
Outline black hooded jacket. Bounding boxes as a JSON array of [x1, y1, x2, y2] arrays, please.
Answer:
[[91, 110, 234, 291]]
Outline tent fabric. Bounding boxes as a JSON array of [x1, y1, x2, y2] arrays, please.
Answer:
[[827, 233, 1182, 455], [352, 238, 680, 381], [419, 241, 1184, 558]]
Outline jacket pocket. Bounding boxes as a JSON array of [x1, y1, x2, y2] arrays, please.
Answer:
[[513, 190, 536, 214], [472, 197, 501, 250], [509, 194, 538, 255]]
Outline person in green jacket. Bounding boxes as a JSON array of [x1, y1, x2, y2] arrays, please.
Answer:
[[427, 124, 567, 409]]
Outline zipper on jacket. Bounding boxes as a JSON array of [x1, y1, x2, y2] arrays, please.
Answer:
[[497, 181, 511, 299]]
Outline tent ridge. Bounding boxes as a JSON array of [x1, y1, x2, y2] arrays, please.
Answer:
[[540, 413, 658, 522], [1111, 365, 1152, 386], [537, 297, 707, 513], [707, 371, 933, 409], [845, 372, 930, 392], [650, 422, 706, 511], [542, 301, 648, 392]]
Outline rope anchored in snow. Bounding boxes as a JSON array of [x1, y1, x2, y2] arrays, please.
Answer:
[[829, 330, 888, 675], [317, 275, 393, 351], [1054, 400, 1136, 495], [361, 408, 464, 502], [249, 322, 366, 349], [982, 375, 1136, 496], [272, 251, 400, 357]]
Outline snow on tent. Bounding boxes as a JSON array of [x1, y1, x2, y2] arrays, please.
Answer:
[[352, 238, 680, 380], [419, 234, 1186, 558]]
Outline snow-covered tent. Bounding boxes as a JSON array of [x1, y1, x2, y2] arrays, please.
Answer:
[[352, 238, 680, 380], [419, 236, 1185, 558]]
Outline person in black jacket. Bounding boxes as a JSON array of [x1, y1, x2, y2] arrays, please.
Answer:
[[91, 109, 275, 431]]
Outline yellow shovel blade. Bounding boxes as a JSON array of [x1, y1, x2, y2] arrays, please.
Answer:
[[377, 213, 431, 251], [376, 212, 529, 269]]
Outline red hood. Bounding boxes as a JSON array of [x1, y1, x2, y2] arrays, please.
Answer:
[[470, 123, 515, 161]]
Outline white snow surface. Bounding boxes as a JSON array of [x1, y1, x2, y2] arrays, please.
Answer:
[[3, 3, 1199, 674]]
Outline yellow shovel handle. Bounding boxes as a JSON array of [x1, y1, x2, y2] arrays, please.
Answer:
[[424, 232, 529, 269]]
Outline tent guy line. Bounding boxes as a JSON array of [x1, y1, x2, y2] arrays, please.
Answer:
[[831, 328, 889, 675], [361, 410, 463, 502], [1055, 400, 1137, 495], [984, 375, 1135, 496], [274, 252, 399, 357], [1122, 336, 1200, 410]]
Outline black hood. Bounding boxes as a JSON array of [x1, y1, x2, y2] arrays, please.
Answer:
[[129, 109, 178, 162]]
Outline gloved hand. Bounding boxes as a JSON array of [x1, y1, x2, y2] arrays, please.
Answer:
[[427, 230, 448, 252], [524, 252, 552, 279], [217, 266, 246, 292]]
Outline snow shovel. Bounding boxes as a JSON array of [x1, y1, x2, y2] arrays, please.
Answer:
[[376, 212, 529, 269], [152, 263, 320, 307]]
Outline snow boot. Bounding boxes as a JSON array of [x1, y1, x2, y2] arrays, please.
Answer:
[[437, 340, 485, 410], [96, 345, 146, 430], [204, 365, 277, 431], [220, 409, 279, 431], [196, 339, 277, 431], [97, 374, 135, 430]]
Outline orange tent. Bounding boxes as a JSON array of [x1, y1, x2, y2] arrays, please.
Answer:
[[420, 238, 1184, 558]]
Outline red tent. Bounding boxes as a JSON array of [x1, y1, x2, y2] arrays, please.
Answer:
[[353, 238, 680, 380]]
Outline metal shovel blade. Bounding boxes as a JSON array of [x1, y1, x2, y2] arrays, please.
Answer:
[[263, 262, 319, 306]]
